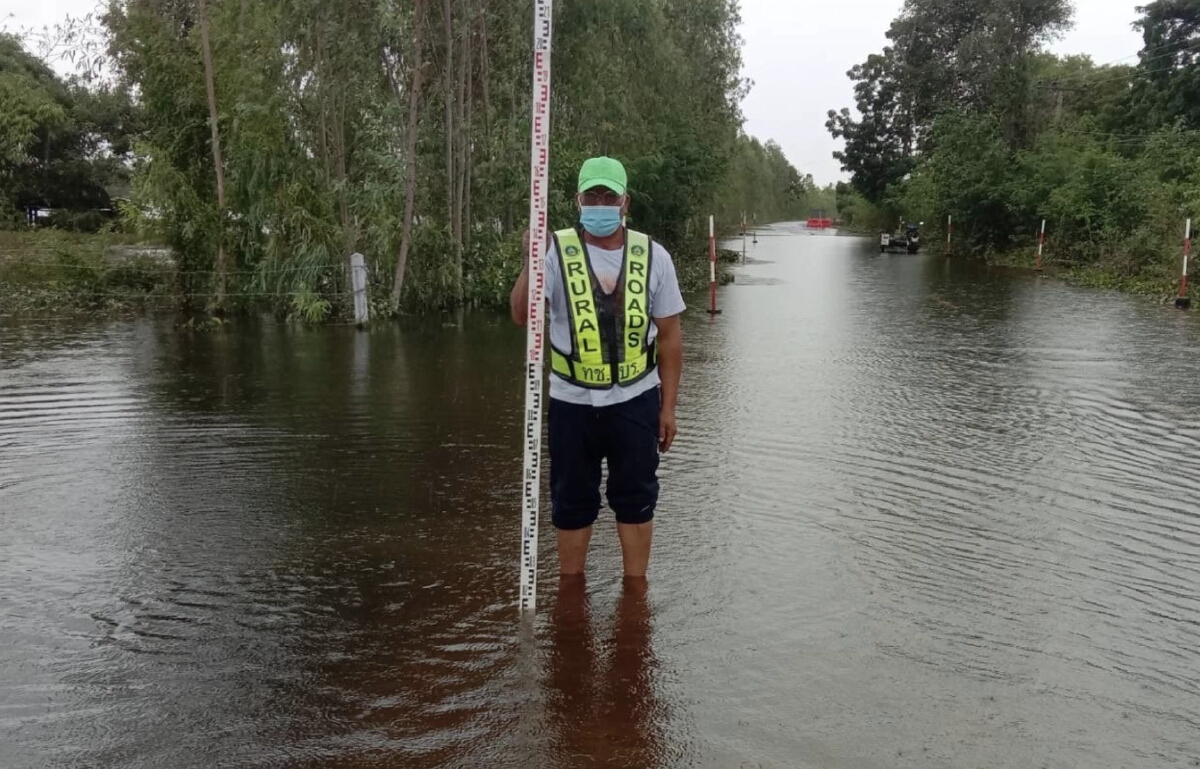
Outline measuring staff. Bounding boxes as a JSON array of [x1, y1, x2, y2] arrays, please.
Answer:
[[516, 0, 554, 614], [511, 156, 686, 583]]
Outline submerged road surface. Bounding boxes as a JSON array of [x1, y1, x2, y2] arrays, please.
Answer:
[[3, 224, 1200, 767]]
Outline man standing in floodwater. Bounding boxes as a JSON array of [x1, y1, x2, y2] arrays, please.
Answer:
[[510, 156, 685, 578]]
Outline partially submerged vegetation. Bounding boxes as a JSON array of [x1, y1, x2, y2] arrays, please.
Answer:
[[0, 231, 176, 314], [828, 0, 1200, 296], [3, 2, 818, 322]]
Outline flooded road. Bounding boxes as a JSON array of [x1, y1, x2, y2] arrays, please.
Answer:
[[4, 225, 1200, 768]]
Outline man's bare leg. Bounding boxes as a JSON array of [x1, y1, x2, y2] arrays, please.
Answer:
[[617, 521, 653, 578], [557, 526, 593, 575]]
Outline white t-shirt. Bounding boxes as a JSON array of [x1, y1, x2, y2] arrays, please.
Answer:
[[543, 234, 686, 407]]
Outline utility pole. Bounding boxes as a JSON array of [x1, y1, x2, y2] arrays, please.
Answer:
[[1043, 79, 1088, 126]]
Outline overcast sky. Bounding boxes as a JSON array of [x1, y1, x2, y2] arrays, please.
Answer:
[[741, 0, 1144, 184], [2, 0, 1146, 185]]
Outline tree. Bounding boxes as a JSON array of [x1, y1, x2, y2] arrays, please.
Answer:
[[195, 0, 228, 308], [0, 33, 137, 226], [1028, 53, 1135, 134], [1130, 0, 1200, 130], [828, 0, 1072, 202], [391, 0, 428, 301], [826, 52, 915, 204], [92, 0, 771, 315]]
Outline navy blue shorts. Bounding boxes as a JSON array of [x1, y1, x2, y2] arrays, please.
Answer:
[[548, 387, 661, 530]]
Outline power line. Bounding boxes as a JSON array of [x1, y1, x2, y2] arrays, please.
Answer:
[[1056, 38, 1200, 82], [1035, 125, 1200, 145], [1037, 38, 1200, 89], [0, 289, 352, 298], [0, 313, 371, 326], [1, 260, 350, 277]]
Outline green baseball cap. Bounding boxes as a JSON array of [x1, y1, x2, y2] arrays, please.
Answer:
[[577, 156, 627, 196]]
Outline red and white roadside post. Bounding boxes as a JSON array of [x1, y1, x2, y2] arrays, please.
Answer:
[[1176, 218, 1193, 310], [707, 215, 722, 315]]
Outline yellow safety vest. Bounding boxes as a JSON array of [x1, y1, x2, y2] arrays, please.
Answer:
[[550, 227, 656, 389]]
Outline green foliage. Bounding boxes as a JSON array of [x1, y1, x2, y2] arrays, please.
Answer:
[[0, 68, 66, 164], [0, 230, 174, 312], [1028, 54, 1135, 135], [0, 34, 138, 225], [1042, 143, 1150, 263], [288, 284, 332, 324], [890, 118, 1198, 284], [0, 34, 69, 165], [9, 0, 804, 318], [828, 0, 1072, 202], [837, 0, 1200, 291], [85, 0, 779, 318], [1131, 0, 1200, 131], [918, 111, 1018, 249], [826, 52, 916, 204], [712, 135, 828, 228], [46, 209, 113, 232]]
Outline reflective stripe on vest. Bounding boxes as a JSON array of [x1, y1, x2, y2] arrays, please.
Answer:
[[550, 228, 656, 389]]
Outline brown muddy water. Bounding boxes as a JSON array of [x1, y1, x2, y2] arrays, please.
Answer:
[[3, 225, 1200, 768]]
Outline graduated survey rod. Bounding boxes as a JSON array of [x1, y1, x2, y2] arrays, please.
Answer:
[[518, 0, 554, 615], [1177, 218, 1193, 310], [946, 215, 953, 255], [1035, 219, 1046, 271], [707, 215, 722, 315]]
